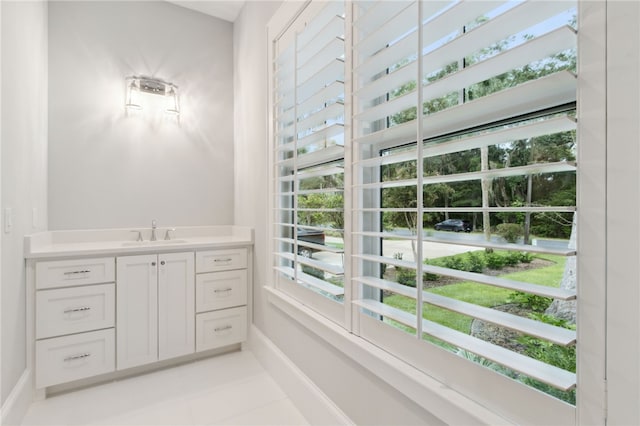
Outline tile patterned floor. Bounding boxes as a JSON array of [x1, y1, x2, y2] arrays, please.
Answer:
[[21, 351, 309, 426]]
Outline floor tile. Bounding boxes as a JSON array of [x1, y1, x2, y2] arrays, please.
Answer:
[[213, 399, 309, 426], [188, 373, 288, 425], [20, 351, 308, 426], [89, 399, 193, 426]]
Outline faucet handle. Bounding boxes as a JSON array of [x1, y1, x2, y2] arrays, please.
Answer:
[[130, 230, 143, 242], [164, 228, 176, 241], [152, 219, 157, 228]]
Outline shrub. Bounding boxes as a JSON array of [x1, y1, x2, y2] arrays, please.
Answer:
[[496, 223, 524, 243], [301, 265, 324, 280], [466, 251, 486, 273], [517, 314, 576, 404], [519, 251, 534, 263], [396, 267, 417, 287], [504, 251, 522, 266], [442, 255, 468, 271], [509, 291, 552, 312], [423, 259, 439, 281], [485, 252, 506, 269]]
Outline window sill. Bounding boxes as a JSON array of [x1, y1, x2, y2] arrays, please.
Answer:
[[265, 286, 513, 425]]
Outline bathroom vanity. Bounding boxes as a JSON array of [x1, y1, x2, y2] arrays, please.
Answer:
[[24, 226, 253, 397]]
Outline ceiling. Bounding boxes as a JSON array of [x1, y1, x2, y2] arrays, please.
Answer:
[[166, 1, 246, 22]]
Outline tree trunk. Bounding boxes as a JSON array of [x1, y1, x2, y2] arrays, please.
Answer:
[[545, 213, 577, 324], [524, 173, 533, 245], [481, 146, 491, 241]]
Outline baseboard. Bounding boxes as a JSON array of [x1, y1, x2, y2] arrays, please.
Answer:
[[246, 325, 353, 425], [1, 369, 33, 426]]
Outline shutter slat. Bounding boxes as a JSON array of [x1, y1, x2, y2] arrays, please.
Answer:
[[297, 37, 345, 84], [355, 161, 576, 190], [352, 276, 576, 345], [276, 266, 345, 296], [297, 101, 344, 135], [355, 71, 576, 148], [353, 254, 576, 299], [354, 276, 418, 298], [356, 116, 576, 168], [421, 25, 577, 103], [358, 21, 576, 127], [277, 252, 344, 276], [297, 123, 344, 150], [297, 146, 345, 169], [296, 164, 343, 180], [297, 16, 345, 65], [297, 59, 344, 103], [353, 1, 414, 38], [353, 299, 576, 391], [355, 2, 418, 59], [357, 206, 576, 213], [424, 292, 576, 346], [297, 81, 344, 120], [296, 1, 344, 49]]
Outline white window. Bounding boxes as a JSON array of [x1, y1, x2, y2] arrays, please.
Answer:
[[268, 1, 603, 423], [271, 1, 348, 326]]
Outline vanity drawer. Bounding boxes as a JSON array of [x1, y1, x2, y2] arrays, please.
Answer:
[[36, 257, 115, 290], [196, 306, 247, 352], [36, 283, 115, 339], [196, 270, 247, 313], [196, 248, 247, 273], [36, 329, 115, 388]]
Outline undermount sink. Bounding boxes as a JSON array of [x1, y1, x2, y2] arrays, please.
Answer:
[[121, 239, 188, 247]]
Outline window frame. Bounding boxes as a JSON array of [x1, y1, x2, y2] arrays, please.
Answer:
[[266, 1, 607, 423]]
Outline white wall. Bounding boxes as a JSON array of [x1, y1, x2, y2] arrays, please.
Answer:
[[48, 1, 234, 230], [606, 1, 640, 424], [233, 3, 444, 424], [1, 0, 48, 405]]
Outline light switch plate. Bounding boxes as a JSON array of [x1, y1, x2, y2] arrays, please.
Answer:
[[4, 208, 13, 234]]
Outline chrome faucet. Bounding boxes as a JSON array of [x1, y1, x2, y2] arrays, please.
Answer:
[[151, 219, 157, 241]]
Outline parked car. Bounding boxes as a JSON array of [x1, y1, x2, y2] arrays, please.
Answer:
[[296, 228, 325, 257], [434, 219, 472, 233]]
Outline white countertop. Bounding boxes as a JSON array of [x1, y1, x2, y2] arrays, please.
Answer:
[[25, 226, 254, 259]]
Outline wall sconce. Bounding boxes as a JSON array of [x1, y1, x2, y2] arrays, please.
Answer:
[[125, 76, 180, 116]]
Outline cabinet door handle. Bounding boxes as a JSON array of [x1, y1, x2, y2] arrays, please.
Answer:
[[63, 270, 91, 275], [64, 352, 91, 362], [214, 258, 233, 263], [214, 288, 233, 293], [214, 325, 232, 332], [64, 306, 91, 314], [151, 262, 156, 267], [160, 260, 165, 266]]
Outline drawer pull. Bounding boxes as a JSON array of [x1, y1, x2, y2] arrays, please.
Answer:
[[214, 288, 233, 293], [63, 270, 91, 276], [64, 352, 91, 362], [213, 258, 233, 263], [63, 306, 91, 314], [214, 325, 232, 332]]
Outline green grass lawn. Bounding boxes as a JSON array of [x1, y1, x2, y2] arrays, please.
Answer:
[[384, 253, 567, 334]]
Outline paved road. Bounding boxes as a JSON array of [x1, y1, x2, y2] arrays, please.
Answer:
[[313, 232, 569, 266]]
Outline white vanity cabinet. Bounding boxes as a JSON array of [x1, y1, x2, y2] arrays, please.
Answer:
[[26, 225, 253, 396], [116, 252, 195, 370]]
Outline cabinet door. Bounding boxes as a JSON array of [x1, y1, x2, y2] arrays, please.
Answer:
[[116, 254, 158, 370], [158, 252, 195, 360]]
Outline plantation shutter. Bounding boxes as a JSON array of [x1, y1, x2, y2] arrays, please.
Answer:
[[272, 1, 347, 324], [351, 0, 578, 411]]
